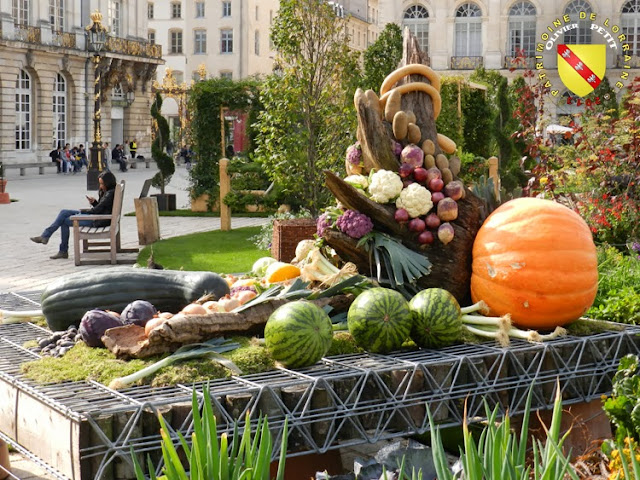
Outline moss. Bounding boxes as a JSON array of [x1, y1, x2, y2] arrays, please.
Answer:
[[327, 331, 363, 356], [22, 340, 38, 349], [151, 359, 228, 387], [566, 318, 624, 336], [228, 337, 275, 374]]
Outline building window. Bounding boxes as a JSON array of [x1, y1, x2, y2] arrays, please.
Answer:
[[221, 28, 233, 53], [171, 2, 182, 19], [12, 0, 29, 26], [622, 0, 640, 55], [15, 70, 31, 150], [564, 0, 592, 44], [269, 10, 273, 24], [147, 2, 154, 19], [454, 3, 482, 57], [148, 30, 155, 44], [53, 73, 66, 149], [222, 1, 231, 17], [508, 1, 536, 57], [173, 71, 184, 84], [254, 30, 260, 55], [194, 30, 207, 54], [110, 0, 121, 36], [170, 30, 183, 53], [220, 71, 232, 80], [196, 1, 205, 17], [49, 0, 63, 32], [402, 5, 429, 53], [255, 5, 259, 20]]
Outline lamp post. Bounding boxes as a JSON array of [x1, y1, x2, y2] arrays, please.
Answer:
[[86, 11, 107, 190]]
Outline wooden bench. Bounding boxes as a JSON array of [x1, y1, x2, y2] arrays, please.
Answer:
[[128, 156, 152, 169], [4, 162, 58, 176], [70, 180, 139, 266]]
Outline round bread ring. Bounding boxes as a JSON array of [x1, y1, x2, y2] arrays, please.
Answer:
[[379, 83, 442, 120], [437, 133, 457, 154], [380, 64, 441, 97]]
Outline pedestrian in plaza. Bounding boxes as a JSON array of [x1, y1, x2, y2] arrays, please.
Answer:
[[112, 144, 127, 172], [123, 139, 131, 160], [179, 144, 192, 167], [30, 171, 118, 260], [49, 145, 63, 173], [129, 138, 137, 159], [77, 144, 88, 170], [103, 142, 111, 171], [62, 144, 73, 174], [70, 146, 80, 173]]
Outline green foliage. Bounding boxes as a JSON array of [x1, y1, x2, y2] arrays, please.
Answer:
[[133, 386, 288, 480], [253, 0, 360, 214], [461, 88, 492, 159], [588, 76, 619, 118], [189, 78, 261, 200], [429, 384, 579, 480], [436, 78, 465, 150], [151, 93, 176, 194], [603, 354, 640, 445], [250, 209, 312, 250], [588, 245, 640, 324], [362, 23, 403, 92]]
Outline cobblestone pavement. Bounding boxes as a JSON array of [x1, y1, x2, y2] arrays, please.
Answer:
[[0, 164, 269, 479]]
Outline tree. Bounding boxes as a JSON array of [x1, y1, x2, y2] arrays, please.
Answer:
[[253, 0, 361, 214], [362, 23, 403, 92], [150, 93, 175, 194]]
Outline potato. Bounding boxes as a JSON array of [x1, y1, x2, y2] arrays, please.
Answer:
[[422, 139, 435, 156], [448, 156, 461, 176], [385, 89, 402, 122], [406, 111, 417, 125], [435, 154, 449, 170], [407, 123, 421, 144], [441, 167, 453, 185], [424, 154, 436, 169], [365, 89, 382, 119], [392, 111, 408, 140]]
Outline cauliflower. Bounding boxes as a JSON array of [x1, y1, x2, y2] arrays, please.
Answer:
[[316, 212, 334, 237], [396, 183, 433, 218], [336, 210, 374, 239], [344, 174, 369, 190], [368, 169, 403, 204], [346, 142, 362, 165]]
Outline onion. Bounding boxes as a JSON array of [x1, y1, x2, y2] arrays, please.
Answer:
[[202, 301, 221, 312], [235, 290, 257, 305], [181, 303, 208, 315], [438, 222, 455, 245], [399, 163, 414, 178], [395, 208, 410, 223], [413, 167, 428, 183], [437, 197, 458, 221], [400, 144, 424, 168], [444, 180, 465, 201], [144, 317, 167, 336], [426, 167, 442, 183], [428, 177, 444, 192], [408, 218, 426, 233], [158, 311, 174, 319], [218, 297, 241, 312], [418, 230, 435, 245], [431, 191, 445, 204], [425, 213, 441, 229]]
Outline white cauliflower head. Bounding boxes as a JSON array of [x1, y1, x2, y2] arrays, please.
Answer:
[[396, 183, 433, 218], [344, 174, 369, 189], [368, 169, 404, 204]]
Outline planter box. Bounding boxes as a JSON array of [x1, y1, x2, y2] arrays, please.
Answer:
[[271, 218, 317, 262], [191, 194, 219, 213], [151, 193, 176, 212]]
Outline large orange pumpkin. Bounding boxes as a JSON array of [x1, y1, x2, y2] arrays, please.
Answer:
[[470, 197, 598, 329]]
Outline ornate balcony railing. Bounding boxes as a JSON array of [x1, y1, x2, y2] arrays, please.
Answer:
[[504, 55, 536, 69], [14, 25, 41, 44], [52, 31, 76, 48], [617, 54, 640, 68], [450, 56, 483, 70], [105, 36, 162, 59]]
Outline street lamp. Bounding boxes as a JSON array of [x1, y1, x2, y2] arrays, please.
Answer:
[[86, 11, 108, 190]]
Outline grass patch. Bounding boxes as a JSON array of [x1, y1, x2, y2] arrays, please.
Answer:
[[125, 209, 272, 218], [137, 226, 268, 273]]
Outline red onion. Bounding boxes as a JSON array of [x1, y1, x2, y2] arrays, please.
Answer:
[[428, 177, 444, 192], [399, 163, 414, 178], [418, 230, 434, 245], [408, 218, 426, 233], [444, 180, 465, 201], [431, 192, 445, 204], [425, 213, 441, 229], [426, 167, 442, 183], [395, 208, 410, 223], [413, 167, 428, 183]]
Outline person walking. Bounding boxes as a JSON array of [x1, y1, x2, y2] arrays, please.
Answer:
[[30, 171, 118, 260], [129, 138, 137, 159], [103, 142, 111, 171]]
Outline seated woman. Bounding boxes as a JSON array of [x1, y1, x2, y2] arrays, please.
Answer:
[[30, 171, 117, 259]]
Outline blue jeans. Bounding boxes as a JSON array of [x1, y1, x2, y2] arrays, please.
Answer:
[[42, 209, 93, 253]]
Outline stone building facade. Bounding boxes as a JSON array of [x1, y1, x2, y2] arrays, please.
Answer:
[[0, 0, 162, 167]]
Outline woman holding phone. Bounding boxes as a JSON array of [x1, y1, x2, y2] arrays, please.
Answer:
[[30, 171, 117, 259]]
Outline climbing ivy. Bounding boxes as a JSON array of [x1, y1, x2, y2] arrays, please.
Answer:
[[150, 92, 175, 194]]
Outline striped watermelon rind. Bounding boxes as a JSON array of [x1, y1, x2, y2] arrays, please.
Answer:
[[409, 288, 462, 348], [264, 300, 333, 368], [347, 287, 412, 353]]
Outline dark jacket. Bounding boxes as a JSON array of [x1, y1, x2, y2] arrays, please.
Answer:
[[87, 187, 116, 227]]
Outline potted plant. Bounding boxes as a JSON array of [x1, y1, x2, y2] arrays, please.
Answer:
[[0, 162, 9, 204], [150, 92, 177, 211]]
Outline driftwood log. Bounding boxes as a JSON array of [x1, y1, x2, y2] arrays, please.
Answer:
[[102, 294, 354, 359], [323, 30, 485, 303]]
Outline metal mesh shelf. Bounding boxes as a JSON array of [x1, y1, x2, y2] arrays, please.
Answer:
[[0, 319, 638, 479]]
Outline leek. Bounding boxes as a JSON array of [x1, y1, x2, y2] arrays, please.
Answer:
[[0, 309, 45, 324], [108, 338, 241, 390]]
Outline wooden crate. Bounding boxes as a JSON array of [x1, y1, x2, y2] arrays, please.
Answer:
[[271, 218, 317, 262]]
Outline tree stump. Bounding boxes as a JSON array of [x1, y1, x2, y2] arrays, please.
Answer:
[[322, 31, 485, 303]]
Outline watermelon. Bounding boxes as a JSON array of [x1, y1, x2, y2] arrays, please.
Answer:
[[409, 288, 462, 348], [264, 300, 332, 368], [347, 288, 412, 353]]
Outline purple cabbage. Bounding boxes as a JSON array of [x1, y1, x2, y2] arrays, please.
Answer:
[[121, 300, 157, 327], [336, 210, 374, 239], [230, 285, 257, 296], [79, 309, 123, 348]]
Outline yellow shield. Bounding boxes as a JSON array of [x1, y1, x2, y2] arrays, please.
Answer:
[[557, 44, 606, 97]]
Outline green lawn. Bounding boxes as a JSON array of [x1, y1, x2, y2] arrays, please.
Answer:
[[125, 210, 271, 218], [137, 226, 269, 273]]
